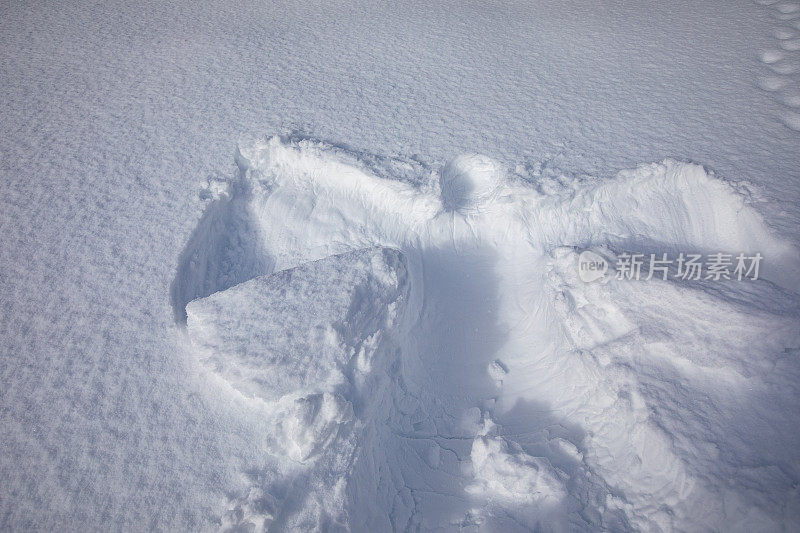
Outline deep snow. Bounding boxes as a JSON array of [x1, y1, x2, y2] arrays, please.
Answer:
[[1, 0, 800, 531], [169, 137, 800, 530]]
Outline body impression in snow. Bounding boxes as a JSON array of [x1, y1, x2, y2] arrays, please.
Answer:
[[174, 136, 800, 531]]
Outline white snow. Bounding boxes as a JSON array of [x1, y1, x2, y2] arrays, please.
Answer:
[[177, 136, 800, 530], [1, 0, 799, 531], [439, 154, 505, 212], [467, 435, 566, 506]]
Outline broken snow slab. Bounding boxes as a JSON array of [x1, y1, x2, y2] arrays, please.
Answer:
[[185, 247, 408, 406]]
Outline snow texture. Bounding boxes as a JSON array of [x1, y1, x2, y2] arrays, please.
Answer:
[[175, 136, 799, 530], [1, 0, 800, 531]]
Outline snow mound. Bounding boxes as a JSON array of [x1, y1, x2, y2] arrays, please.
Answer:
[[527, 159, 800, 292], [468, 435, 566, 505], [186, 247, 409, 529], [439, 154, 505, 212], [186, 246, 406, 406]]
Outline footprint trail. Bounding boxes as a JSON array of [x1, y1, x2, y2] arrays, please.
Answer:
[[757, 0, 800, 129]]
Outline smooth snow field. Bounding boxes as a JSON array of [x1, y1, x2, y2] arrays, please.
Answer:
[[2, 1, 800, 532]]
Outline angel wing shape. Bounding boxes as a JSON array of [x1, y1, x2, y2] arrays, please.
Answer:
[[173, 136, 800, 531]]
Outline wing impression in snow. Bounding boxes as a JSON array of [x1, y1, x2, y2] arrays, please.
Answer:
[[174, 136, 800, 531]]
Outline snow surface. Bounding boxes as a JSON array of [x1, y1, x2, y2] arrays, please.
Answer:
[[169, 136, 800, 530], [1, 0, 800, 531]]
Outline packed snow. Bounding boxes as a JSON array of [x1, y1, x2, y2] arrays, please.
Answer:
[[1, 0, 799, 531]]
